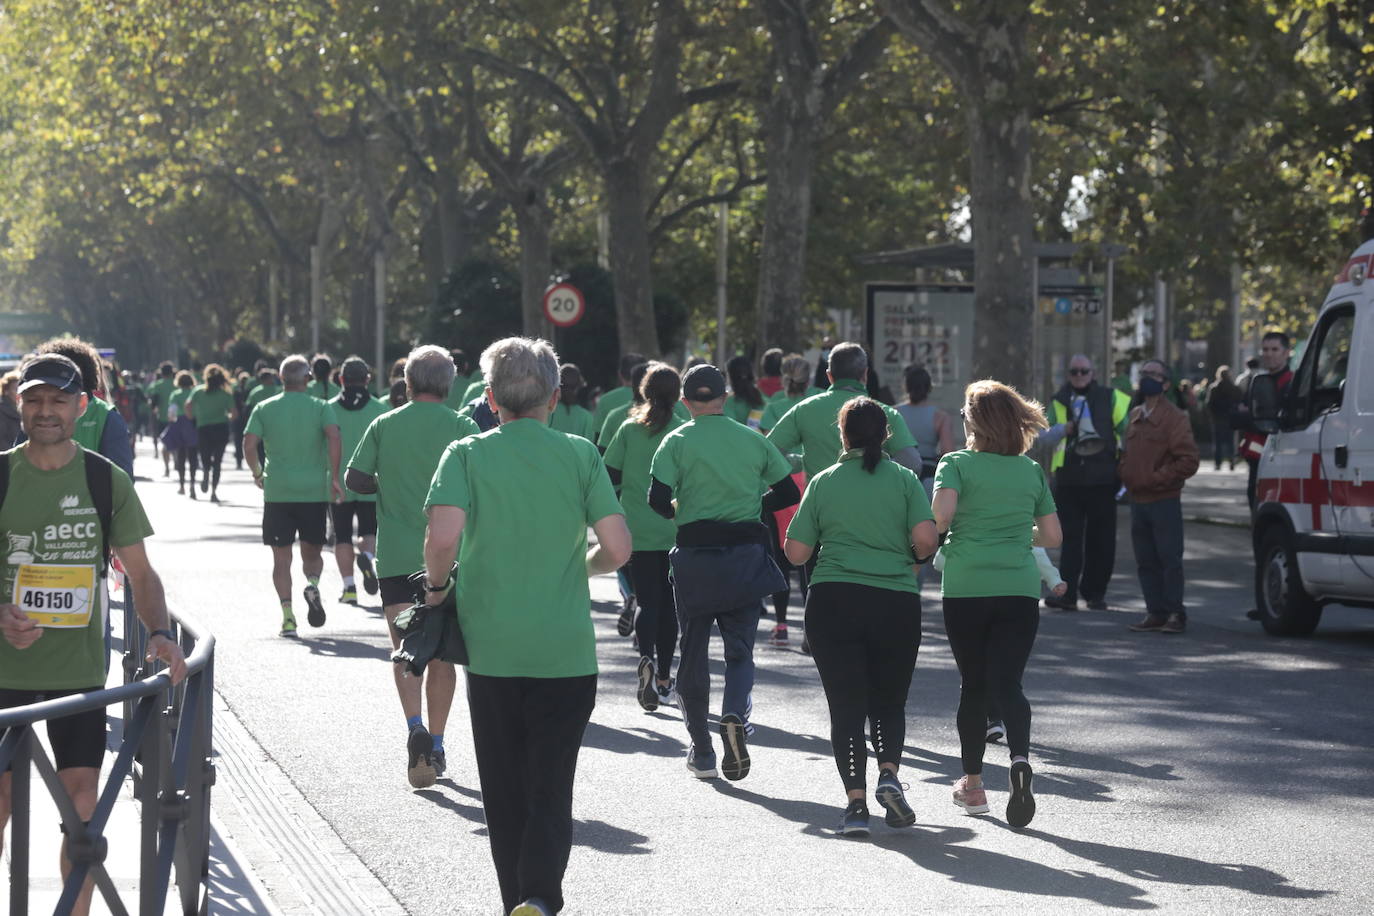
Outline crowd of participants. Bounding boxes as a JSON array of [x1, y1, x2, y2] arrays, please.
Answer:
[[1, 329, 1211, 916]]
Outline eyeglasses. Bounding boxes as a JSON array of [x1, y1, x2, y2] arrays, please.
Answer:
[[1067, 368, 1092, 376]]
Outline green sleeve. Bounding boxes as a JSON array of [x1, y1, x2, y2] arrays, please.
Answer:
[[320, 402, 339, 429], [765, 403, 802, 454], [785, 480, 819, 545], [759, 400, 783, 433], [109, 469, 155, 547], [245, 403, 265, 437], [425, 442, 470, 511], [761, 436, 793, 483], [905, 469, 935, 527], [349, 417, 380, 474], [1033, 464, 1057, 516], [933, 452, 962, 492], [648, 433, 679, 488], [673, 402, 691, 421], [602, 421, 628, 472], [455, 414, 481, 440], [883, 404, 917, 453], [596, 410, 620, 447], [578, 409, 597, 441], [584, 448, 625, 524]]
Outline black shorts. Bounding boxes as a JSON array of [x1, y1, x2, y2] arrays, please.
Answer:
[[0, 687, 107, 771], [262, 502, 328, 547], [330, 502, 378, 541], [379, 574, 419, 607]]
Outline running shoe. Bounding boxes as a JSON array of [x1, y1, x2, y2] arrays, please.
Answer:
[[279, 615, 298, 638], [685, 745, 717, 779], [407, 724, 437, 788], [656, 679, 678, 707], [1007, 760, 1036, 828], [840, 799, 871, 838], [339, 587, 358, 606], [188, 487, 197, 500], [719, 713, 750, 781], [985, 720, 1006, 744], [433, 749, 447, 780], [1086, 598, 1109, 611], [200, 476, 209, 493], [875, 773, 916, 828], [304, 585, 326, 627], [952, 776, 990, 815], [636, 656, 659, 712], [768, 624, 789, 647], [357, 552, 379, 596], [510, 898, 552, 916], [617, 594, 637, 637], [1128, 613, 1167, 632], [209, 493, 220, 504], [177, 484, 185, 495]]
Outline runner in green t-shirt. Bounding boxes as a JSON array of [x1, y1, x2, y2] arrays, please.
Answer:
[[243, 355, 344, 638], [591, 351, 646, 444], [307, 354, 341, 400], [930, 379, 1061, 829], [328, 357, 390, 605], [345, 345, 480, 788], [164, 371, 201, 496], [602, 362, 686, 711], [782, 396, 938, 837], [765, 342, 922, 479], [647, 364, 799, 783], [185, 364, 237, 503], [422, 337, 629, 914], [548, 363, 597, 441], [722, 355, 768, 430], [1, 354, 187, 911], [148, 362, 176, 471]]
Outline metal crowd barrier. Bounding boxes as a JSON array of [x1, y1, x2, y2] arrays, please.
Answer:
[[0, 583, 216, 915]]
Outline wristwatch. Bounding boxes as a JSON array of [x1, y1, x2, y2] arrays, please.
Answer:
[[423, 573, 450, 593], [148, 628, 176, 642]]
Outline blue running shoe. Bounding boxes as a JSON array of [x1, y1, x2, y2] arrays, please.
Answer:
[[840, 799, 870, 838], [686, 745, 717, 779], [875, 773, 916, 828]]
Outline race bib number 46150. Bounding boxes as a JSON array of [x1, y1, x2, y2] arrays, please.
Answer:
[[13, 563, 96, 629]]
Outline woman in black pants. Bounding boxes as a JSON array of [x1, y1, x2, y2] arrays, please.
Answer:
[[932, 380, 1062, 829], [186, 364, 237, 503], [602, 363, 686, 711], [784, 397, 938, 838]]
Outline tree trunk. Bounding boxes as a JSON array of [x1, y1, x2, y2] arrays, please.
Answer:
[[514, 203, 555, 339], [966, 97, 1035, 392], [755, 99, 818, 354], [602, 161, 662, 357]]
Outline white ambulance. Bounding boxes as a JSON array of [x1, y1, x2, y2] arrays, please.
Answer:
[[1251, 239, 1374, 635]]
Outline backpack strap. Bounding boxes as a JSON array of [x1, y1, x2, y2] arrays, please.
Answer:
[[81, 448, 115, 576]]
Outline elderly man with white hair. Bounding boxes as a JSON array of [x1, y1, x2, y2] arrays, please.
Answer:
[[346, 345, 480, 788], [422, 337, 631, 916]]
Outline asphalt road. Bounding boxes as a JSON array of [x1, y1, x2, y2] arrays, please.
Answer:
[[129, 445, 1374, 915]]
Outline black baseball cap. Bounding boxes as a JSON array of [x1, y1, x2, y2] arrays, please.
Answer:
[[682, 364, 727, 402], [17, 354, 85, 395]]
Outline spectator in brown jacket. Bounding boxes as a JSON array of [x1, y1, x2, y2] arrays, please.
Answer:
[[1119, 359, 1200, 634]]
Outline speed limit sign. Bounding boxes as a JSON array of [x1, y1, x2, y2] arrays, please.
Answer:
[[543, 282, 586, 328]]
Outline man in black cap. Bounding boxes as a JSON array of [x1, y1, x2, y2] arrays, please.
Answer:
[[648, 364, 800, 782], [1, 354, 186, 916]]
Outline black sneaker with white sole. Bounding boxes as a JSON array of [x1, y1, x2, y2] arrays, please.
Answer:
[[304, 585, 326, 627], [407, 724, 437, 789], [985, 719, 1006, 744], [617, 594, 637, 637], [719, 713, 750, 781], [1007, 760, 1036, 828], [840, 799, 870, 838], [636, 656, 659, 712], [875, 773, 916, 828]]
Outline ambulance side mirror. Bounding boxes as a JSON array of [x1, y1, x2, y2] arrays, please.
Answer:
[[1249, 374, 1281, 434]]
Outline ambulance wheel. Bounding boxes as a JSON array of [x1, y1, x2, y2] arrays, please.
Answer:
[[1256, 526, 1322, 636]]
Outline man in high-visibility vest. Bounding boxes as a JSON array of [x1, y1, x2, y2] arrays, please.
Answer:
[[1044, 355, 1131, 612], [1236, 331, 1293, 512]]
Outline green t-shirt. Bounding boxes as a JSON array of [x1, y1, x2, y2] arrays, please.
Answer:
[[72, 396, 113, 453], [187, 385, 234, 427], [760, 388, 825, 432], [934, 449, 1057, 599], [443, 374, 473, 412], [0, 445, 153, 690], [602, 413, 685, 551], [597, 401, 688, 447], [592, 386, 633, 442], [723, 394, 768, 430], [786, 451, 933, 594], [244, 391, 340, 502], [765, 379, 918, 478], [548, 402, 596, 441], [425, 419, 623, 678], [167, 386, 193, 422], [149, 378, 175, 420], [348, 400, 480, 578], [650, 413, 793, 526], [245, 382, 280, 417], [330, 393, 390, 503], [306, 379, 341, 401]]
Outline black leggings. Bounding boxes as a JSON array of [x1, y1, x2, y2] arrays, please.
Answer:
[[197, 422, 230, 490], [942, 596, 1039, 774], [628, 551, 678, 679], [175, 445, 199, 486], [805, 581, 921, 791]]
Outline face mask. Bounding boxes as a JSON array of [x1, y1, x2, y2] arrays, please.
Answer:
[[1139, 376, 1165, 397]]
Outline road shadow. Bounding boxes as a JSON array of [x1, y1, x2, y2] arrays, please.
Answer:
[[581, 721, 684, 758], [299, 635, 391, 661], [710, 782, 1153, 908]]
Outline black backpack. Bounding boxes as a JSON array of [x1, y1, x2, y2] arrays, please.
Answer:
[[0, 448, 116, 578]]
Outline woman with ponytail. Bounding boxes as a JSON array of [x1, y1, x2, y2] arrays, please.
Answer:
[[161, 370, 200, 496], [783, 396, 938, 838], [548, 363, 597, 441], [307, 354, 340, 400], [186, 363, 236, 502], [601, 362, 687, 711], [723, 355, 767, 430]]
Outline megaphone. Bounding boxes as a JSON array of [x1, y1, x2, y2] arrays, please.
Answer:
[[1071, 397, 1106, 457]]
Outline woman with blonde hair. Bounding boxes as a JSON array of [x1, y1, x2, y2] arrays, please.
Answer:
[[932, 380, 1062, 829], [186, 363, 237, 502]]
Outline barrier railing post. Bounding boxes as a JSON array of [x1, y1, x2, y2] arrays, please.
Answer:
[[8, 727, 32, 916]]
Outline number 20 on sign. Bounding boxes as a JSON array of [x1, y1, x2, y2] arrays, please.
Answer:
[[543, 282, 586, 328]]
